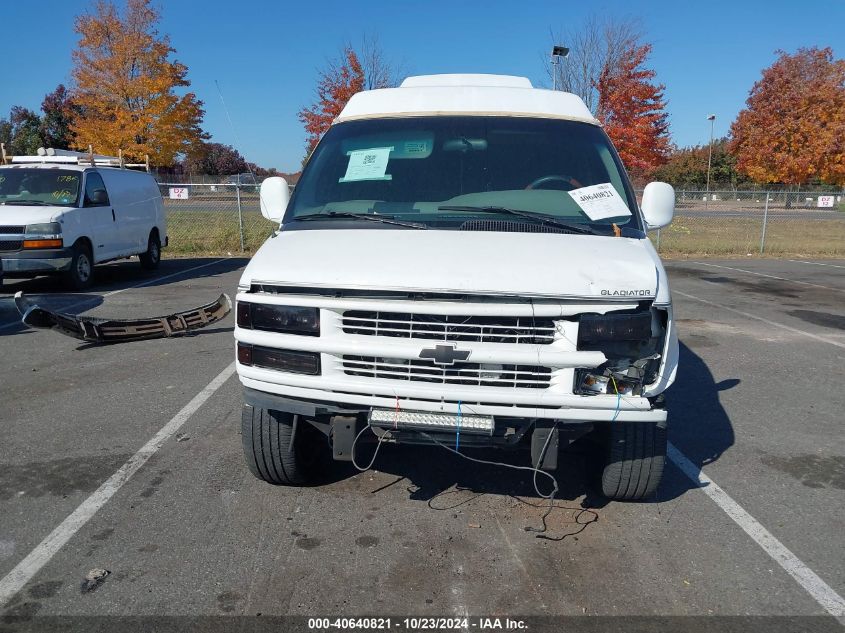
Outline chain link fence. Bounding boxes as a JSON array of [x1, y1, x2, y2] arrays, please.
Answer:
[[158, 183, 845, 257], [158, 183, 275, 255], [648, 190, 845, 256]]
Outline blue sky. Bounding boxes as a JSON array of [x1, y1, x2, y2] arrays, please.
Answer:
[[2, 0, 842, 172]]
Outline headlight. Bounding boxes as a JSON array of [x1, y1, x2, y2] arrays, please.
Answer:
[[577, 312, 652, 349], [25, 222, 62, 237], [236, 302, 319, 336], [574, 308, 668, 396], [23, 222, 63, 249]]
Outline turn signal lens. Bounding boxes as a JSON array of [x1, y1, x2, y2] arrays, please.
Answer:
[[236, 343, 320, 375], [23, 239, 63, 249]]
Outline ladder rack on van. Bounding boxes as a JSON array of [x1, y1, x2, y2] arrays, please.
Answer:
[[0, 144, 150, 172]]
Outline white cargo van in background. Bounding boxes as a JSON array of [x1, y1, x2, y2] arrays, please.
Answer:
[[0, 150, 166, 289]]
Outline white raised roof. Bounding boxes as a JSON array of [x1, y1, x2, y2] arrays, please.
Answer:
[[400, 74, 533, 89], [335, 73, 598, 125]]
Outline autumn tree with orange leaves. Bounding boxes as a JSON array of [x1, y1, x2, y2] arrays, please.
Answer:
[[70, 0, 205, 164], [298, 47, 365, 158], [730, 47, 845, 186], [299, 41, 403, 158], [596, 43, 670, 179]]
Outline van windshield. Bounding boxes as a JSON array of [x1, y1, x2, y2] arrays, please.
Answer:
[[0, 168, 81, 207], [286, 116, 643, 234]]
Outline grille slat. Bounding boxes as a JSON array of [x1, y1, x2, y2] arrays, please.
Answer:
[[342, 355, 552, 389], [0, 240, 23, 251], [342, 311, 555, 344], [0, 226, 25, 234]]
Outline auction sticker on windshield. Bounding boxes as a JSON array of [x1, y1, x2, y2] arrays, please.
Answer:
[[568, 183, 631, 221], [339, 146, 393, 183]]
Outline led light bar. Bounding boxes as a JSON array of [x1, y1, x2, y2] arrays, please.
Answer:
[[369, 409, 494, 435]]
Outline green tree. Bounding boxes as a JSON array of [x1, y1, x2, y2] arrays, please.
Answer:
[[183, 142, 248, 175], [652, 139, 751, 189], [3, 106, 43, 155], [40, 84, 77, 150]]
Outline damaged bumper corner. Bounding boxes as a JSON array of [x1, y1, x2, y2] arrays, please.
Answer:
[[14, 292, 232, 343]]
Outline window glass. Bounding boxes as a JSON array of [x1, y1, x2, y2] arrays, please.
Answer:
[[83, 172, 110, 207], [0, 169, 81, 207], [287, 116, 642, 234]]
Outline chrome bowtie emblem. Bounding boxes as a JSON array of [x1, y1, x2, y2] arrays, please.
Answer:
[[419, 343, 471, 366]]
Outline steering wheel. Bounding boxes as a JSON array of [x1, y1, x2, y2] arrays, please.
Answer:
[[525, 175, 583, 191]]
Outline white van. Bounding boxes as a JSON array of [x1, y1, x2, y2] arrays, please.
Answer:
[[0, 152, 166, 289], [234, 75, 678, 500]]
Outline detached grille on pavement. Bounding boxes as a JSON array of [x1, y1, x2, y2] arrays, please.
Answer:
[[342, 311, 555, 344], [342, 355, 552, 389]]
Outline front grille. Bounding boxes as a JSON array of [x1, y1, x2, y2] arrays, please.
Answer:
[[0, 240, 23, 251], [342, 311, 555, 344], [0, 226, 25, 234], [343, 355, 552, 389]]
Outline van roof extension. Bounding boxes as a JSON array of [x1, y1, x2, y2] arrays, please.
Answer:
[[335, 74, 598, 125]]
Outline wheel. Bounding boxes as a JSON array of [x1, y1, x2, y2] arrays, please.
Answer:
[[139, 231, 161, 270], [598, 421, 667, 501], [241, 405, 326, 485], [64, 241, 93, 290]]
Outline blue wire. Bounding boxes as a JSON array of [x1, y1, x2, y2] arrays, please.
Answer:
[[611, 391, 621, 422], [456, 400, 462, 452], [610, 378, 621, 422]]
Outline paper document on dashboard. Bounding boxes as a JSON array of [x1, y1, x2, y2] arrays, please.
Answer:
[[339, 147, 393, 182], [568, 183, 632, 221]]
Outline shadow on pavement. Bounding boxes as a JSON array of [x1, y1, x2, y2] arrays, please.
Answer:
[[0, 293, 105, 337], [656, 341, 737, 501], [0, 256, 247, 296]]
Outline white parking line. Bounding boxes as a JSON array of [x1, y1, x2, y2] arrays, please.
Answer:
[[692, 262, 844, 293], [0, 257, 230, 333], [673, 290, 845, 349], [668, 443, 845, 617], [0, 361, 236, 608], [787, 260, 845, 269]]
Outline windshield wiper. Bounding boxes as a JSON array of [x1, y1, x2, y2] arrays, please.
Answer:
[[0, 200, 53, 206], [437, 205, 604, 236], [294, 211, 427, 229]]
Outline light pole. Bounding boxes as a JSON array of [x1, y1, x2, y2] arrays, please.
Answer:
[[705, 114, 716, 210], [551, 45, 569, 90]]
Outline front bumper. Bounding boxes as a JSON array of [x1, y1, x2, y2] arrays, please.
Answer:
[[0, 248, 73, 275], [240, 373, 667, 423]]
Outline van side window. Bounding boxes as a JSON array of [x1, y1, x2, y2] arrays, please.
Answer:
[[83, 173, 110, 207]]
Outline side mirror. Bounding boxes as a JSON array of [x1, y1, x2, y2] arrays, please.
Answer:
[[641, 182, 674, 230], [90, 189, 108, 206], [259, 177, 289, 223]]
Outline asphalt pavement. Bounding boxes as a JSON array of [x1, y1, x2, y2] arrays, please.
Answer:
[[0, 256, 843, 633]]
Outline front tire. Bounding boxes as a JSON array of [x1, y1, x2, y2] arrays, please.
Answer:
[[598, 421, 667, 501], [241, 405, 325, 485], [64, 242, 93, 290], [139, 231, 161, 270]]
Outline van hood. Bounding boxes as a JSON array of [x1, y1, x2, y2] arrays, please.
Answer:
[[0, 204, 64, 226], [243, 229, 661, 300]]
